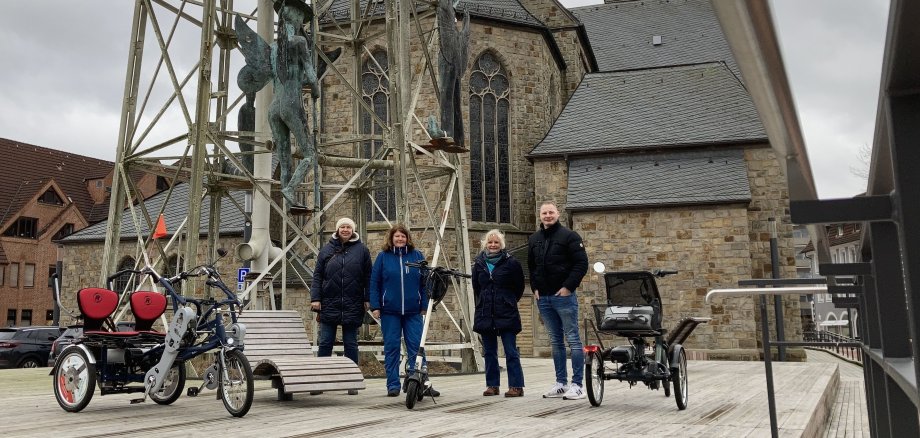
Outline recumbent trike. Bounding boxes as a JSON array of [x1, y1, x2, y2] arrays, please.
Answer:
[[51, 249, 254, 417], [583, 263, 708, 410]]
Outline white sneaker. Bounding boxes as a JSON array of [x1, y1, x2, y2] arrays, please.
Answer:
[[542, 382, 568, 398], [562, 384, 586, 400]]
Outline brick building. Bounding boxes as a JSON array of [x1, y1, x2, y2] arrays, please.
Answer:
[[0, 138, 164, 327]]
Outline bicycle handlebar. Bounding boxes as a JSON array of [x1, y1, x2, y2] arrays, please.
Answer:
[[652, 269, 678, 277], [403, 260, 472, 278]]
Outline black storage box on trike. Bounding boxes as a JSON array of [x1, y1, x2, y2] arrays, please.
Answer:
[[50, 250, 254, 417], [583, 266, 709, 410]]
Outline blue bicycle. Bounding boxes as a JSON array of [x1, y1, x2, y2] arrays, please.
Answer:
[[52, 249, 253, 417]]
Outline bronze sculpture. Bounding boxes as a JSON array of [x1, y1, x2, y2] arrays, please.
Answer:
[[235, 0, 318, 210], [430, 0, 471, 147]]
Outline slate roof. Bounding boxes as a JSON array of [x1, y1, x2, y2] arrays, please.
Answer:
[[61, 183, 245, 243], [0, 138, 115, 228], [323, 0, 544, 28], [566, 149, 751, 210], [529, 63, 766, 157], [571, 0, 741, 78]]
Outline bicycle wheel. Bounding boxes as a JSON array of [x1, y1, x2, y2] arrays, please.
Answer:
[[219, 349, 254, 417], [672, 348, 688, 410], [151, 362, 186, 405], [405, 379, 419, 409], [53, 348, 96, 412], [585, 349, 604, 407]]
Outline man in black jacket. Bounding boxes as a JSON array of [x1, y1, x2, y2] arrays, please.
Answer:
[[528, 201, 589, 400]]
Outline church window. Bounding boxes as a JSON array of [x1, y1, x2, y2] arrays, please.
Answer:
[[361, 50, 395, 222], [469, 52, 511, 223]]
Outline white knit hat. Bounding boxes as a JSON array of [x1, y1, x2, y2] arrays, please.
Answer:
[[335, 217, 356, 231]]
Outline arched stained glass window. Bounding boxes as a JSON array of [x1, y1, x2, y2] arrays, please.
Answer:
[[469, 52, 511, 223], [361, 50, 395, 222]]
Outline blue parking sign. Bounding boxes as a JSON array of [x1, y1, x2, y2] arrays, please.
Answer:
[[237, 268, 250, 283]]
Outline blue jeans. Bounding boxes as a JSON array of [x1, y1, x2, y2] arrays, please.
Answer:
[[481, 330, 524, 388], [537, 293, 584, 386], [317, 322, 359, 365], [380, 313, 426, 391]]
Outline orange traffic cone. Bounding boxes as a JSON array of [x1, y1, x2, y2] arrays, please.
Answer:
[[152, 214, 168, 239]]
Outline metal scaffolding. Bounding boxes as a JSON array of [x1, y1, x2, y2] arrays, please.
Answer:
[[102, 0, 480, 369]]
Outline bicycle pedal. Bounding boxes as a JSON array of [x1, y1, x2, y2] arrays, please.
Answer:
[[129, 398, 146, 404], [187, 387, 200, 397]]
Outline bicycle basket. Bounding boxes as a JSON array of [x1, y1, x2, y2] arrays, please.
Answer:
[[426, 269, 450, 305]]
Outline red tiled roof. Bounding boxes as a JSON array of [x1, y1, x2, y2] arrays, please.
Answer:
[[0, 138, 115, 227]]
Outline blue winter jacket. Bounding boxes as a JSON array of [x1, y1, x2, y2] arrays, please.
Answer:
[[310, 232, 372, 327], [369, 245, 428, 315]]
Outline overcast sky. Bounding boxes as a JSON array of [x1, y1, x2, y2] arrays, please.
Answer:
[[0, 0, 888, 199]]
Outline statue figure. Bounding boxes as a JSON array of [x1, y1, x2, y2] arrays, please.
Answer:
[[431, 0, 471, 147], [235, 0, 319, 210]]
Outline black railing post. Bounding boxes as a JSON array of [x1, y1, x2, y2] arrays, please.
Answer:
[[769, 218, 785, 361], [760, 292, 779, 438]]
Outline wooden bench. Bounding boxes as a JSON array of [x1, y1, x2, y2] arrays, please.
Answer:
[[238, 310, 365, 400]]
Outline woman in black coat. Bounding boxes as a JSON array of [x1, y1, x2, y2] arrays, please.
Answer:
[[311, 217, 372, 375], [473, 229, 525, 397]]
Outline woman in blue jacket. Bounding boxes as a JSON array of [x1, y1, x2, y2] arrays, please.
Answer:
[[310, 217, 372, 389], [473, 229, 525, 397], [370, 224, 439, 397]]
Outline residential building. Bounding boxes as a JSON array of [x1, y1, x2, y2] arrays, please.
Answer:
[[0, 138, 162, 327]]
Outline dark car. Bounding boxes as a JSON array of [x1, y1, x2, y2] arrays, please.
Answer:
[[0, 326, 65, 368], [47, 326, 83, 367]]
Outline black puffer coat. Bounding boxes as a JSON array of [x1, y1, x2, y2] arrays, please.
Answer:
[[310, 233, 372, 327], [472, 251, 525, 334], [527, 221, 589, 296]]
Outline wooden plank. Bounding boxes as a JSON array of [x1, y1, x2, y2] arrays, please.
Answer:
[[240, 310, 301, 317], [245, 327, 312, 334], [272, 364, 360, 373], [282, 374, 365, 384], [284, 382, 367, 392], [245, 333, 312, 344], [276, 369, 363, 378], [237, 317, 305, 324], [244, 344, 312, 351]]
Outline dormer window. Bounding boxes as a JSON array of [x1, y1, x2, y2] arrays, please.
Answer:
[[3, 217, 38, 239], [53, 223, 75, 240], [38, 189, 64, 205]]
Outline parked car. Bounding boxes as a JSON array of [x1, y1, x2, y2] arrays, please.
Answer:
[[0, 326, 65, 368], [47, 326, 83, 367]]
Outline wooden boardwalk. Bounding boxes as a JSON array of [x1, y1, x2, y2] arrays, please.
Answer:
[[806, 349, 870, 438], [0, 357, 844, 437]]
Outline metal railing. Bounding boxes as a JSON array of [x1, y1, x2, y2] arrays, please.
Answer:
[[706, 279, 859, 438], [803, 330, 863, 362]]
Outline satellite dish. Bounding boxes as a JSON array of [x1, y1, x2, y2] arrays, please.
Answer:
[[593, 262, 606, 274]]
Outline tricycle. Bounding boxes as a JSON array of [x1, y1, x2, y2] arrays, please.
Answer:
[[584, 263, 709, 410], [51, 249, 253, 417]]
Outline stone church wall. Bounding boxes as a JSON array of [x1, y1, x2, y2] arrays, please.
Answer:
[[530, 146, 800, 360]]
